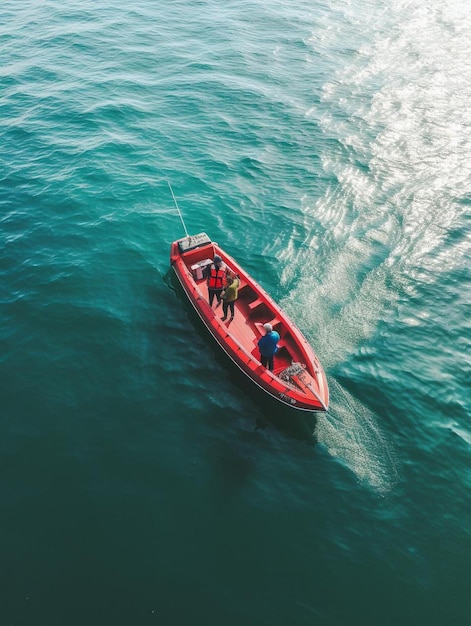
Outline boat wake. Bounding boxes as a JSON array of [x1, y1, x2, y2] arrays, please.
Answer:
[[280, 241, 401, 494], [316, 379, 400, 495]]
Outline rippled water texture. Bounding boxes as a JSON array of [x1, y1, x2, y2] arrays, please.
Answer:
[[1, 1, 470, 624]]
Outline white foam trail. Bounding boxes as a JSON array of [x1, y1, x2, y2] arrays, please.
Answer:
[[280, 221, 402, 492], [317, 379, 400, 494]]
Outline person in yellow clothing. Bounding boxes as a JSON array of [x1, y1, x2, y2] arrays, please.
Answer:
[[220, 270, 240, 321]]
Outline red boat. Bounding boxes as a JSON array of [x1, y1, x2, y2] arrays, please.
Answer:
[[170, 232, 329, 412]]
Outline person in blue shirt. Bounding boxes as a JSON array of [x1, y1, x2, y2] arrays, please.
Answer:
[[257, 323, 280, 371]]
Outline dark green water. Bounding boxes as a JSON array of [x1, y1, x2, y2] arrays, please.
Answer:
[[1, 1, 470, 624]]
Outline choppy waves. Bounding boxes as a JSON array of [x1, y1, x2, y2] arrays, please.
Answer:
[[1, 2, 471, 622]]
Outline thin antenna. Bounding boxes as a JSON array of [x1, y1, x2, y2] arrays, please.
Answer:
[[167, 181, 189, 238]]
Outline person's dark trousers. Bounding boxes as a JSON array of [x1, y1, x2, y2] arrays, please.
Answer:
[[261, 354, 274, 371], [222, 301, 235, 319], [209, 289, 223, 306]]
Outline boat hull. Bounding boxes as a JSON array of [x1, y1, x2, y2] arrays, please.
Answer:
[[170, 233, 329, 413]]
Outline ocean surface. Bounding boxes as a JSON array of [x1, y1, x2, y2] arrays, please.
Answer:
[[1, 1, 470, 624]]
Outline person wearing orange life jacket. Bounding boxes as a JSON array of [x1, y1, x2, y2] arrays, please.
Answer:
[[205, 254, 226, 307]]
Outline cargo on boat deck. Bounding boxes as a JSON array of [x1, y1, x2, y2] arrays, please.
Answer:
[[190, 258, 213, 281]]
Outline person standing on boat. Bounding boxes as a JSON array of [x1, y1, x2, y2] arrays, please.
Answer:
[[221, 271, 239, 321], [257, 323, 280, 372], [205, 254, 226, 307]]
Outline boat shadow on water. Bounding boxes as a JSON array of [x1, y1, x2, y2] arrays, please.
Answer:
[[166, 269, 319, 444]]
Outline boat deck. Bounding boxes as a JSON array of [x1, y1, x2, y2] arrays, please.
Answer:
[[171, 233, 329, 412], [196, 275, 295, 375]]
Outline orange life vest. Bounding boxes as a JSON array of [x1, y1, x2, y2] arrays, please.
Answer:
[[208, 265, 225, 289]]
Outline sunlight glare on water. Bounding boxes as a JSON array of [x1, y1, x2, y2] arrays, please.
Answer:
[[280, 0, 471, 490]]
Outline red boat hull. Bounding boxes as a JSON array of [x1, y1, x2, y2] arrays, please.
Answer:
[[170, 233, 329, 412]]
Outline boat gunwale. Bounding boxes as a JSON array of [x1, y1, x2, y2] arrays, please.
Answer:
[[170, 235, 328, 412]]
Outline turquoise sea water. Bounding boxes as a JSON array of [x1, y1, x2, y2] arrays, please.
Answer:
[[1, 1, 470, 624]]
